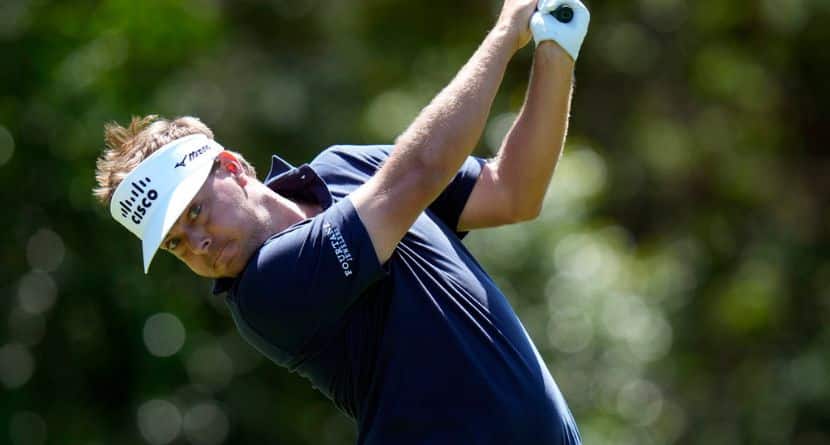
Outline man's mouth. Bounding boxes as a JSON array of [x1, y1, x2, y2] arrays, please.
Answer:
[[213, 243, 227, 272], [213, 240, 237, 273]]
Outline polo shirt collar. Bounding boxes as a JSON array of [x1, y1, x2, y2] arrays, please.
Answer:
[[263, 155, 332, 210], [212, 154, 332, 295]]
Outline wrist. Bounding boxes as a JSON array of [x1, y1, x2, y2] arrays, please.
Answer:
[[536, 41, 576, 68], [492, 17, 533, 54], [485, 24, 523, 60]]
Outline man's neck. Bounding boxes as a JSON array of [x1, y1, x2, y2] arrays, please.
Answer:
[[297, 201, 323, 219], [261, 186, 322, 233]]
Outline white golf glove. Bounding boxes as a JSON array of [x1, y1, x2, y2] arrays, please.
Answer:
[[530, 0, 590, 61]]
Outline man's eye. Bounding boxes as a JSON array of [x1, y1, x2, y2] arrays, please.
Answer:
[[188, 204, 202, 220], [166, 238, 180, 251]]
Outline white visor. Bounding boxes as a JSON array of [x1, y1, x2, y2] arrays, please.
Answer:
[[109, 134, 224, 273]]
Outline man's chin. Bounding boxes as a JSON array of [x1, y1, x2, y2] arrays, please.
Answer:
[[220, 242, 250, 277], [190, 263, 237, 279], [192, 268, 222, 279], [187, 243, 254, 279]]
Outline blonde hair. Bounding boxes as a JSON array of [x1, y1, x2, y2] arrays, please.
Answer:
[[93, 115, 256, 206]]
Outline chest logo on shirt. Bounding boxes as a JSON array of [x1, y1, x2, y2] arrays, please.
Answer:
[[324, 222, 354, 277]]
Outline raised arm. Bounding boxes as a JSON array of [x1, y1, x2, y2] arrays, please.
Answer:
[[458, 42, 574, 229], [458, 0, 590, 230], [350, 0, 538, 263]]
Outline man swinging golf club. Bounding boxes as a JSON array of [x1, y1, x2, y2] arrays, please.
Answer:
[[94, 0, 590, 443]]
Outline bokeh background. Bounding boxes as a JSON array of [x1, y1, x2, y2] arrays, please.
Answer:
[[2, 0, 829, 444]]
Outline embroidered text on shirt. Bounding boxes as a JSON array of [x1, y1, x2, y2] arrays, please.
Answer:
[[324, 222, 354, 277]]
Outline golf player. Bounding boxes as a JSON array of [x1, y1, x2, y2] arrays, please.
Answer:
[[94, 0, 589, 443]]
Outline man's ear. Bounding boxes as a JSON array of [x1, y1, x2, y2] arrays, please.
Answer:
[[216, 151, 247, 186]]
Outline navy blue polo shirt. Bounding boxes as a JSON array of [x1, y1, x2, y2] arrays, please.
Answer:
[[214, 145, 580, 445]]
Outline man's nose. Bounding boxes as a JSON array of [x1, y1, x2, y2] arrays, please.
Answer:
[[184, 227, 212, 255]]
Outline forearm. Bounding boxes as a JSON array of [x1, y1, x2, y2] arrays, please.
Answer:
[[382, 26, 516, 197], [494, 41, 574, 218], [350, 0, 538, 263]]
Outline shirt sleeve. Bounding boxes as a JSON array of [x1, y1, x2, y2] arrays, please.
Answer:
[[427, 156, 486, 237], [233, 197, 386, 356], [313, 145, 486, 235]]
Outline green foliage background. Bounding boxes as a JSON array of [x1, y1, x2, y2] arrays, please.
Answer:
[[1, 0, 828, 444]]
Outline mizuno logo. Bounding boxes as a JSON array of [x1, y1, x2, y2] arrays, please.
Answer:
[[174, 144, 212, 168]]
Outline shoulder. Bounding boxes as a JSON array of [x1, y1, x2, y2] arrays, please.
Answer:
[[236, 221, 312, 295], [230, 198, 386, 352], [309, 145, 394, 189], [311, 144, 393, 171]]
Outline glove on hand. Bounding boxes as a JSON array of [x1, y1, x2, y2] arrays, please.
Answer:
[[530, 0, 590, 61]]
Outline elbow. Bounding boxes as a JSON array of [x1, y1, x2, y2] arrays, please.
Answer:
[[490, 176, 544, 225], [394, 136, 458, 188], [510, 201, 542, 223], [502, 195, 542, 224]]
